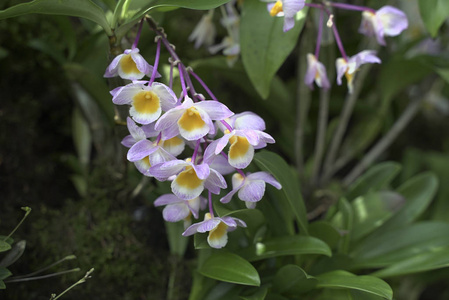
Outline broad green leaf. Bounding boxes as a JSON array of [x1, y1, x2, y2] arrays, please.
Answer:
[[0, 240, 26, 268], [0, 0, 112, 35], [418, 0, 449, 37], [64, 63, 115, 124], [224, 209, 266, 243], [316, 289, 386, 300], [379, 56, 433, 110], [199, 251, 260, 286], [0, 280, 5, 289], [273, 265, 317, 295], [310, 254, 353, 275], [254, 151, 308, 234], [350, 191, 404, 241], [237, 235, 331, 262], [120, 0, 231, 34], [165, 221, 189, 257], [351, 221, 449, 268], [0, 268, 12, 281], [377, 172, 438, 232], [345, 162, 401, 201], [316, 270, 393, 300], [308, 221, 341, 249], [0, 241, 11, 253], [371, 246, 449, 278], [336, 198, 353, 255], [240, 0, 307, 98], [240, 286, 268, 300]]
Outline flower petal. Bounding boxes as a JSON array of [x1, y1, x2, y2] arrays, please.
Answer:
[[238, 180, 266, 202], [162, 203, 190, 222], [127, 139, 157, 162]]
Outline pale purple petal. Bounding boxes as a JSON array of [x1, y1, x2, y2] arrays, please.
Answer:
[[154, 194, 183, 206], [192, 163, 210, 180], [233, 112, 266, 131], [149, 159, 188, 179], [127, 117, 146, 141], [305, 54, 318, 88], [204, 169, 227, 194], [112, 83, 143, 105], [220, 216, 237, 228], [197, 219, 221, 233], [247, 171, 282, 189], [283, 0, 305, 18], [130, 51, 152, 75], [162, 203, 190, 222], [182, 222, 203, 236], [151, 82, 177, 111], [155, 108, 184, 131], [127, 139, 157, 162], [283, 16, 295, 32], [215, 133, 233, 155], [104, 54, 123, 78], [336, 58, 348, 86], [209, 154, 235, 175], [238, 180, 266, 202], [121, 135, 136, 148], [149, 147, 176, 166], [377, 6, 408, 37], [194, 101, 234, 120]]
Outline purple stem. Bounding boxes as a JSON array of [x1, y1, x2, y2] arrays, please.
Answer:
[[178, 63, 188, 99], [208, 190, 214, 218], [330, 17, 348, 61], [183, 70, 200, 102], [189, 69, 219, 102], [327, 2, 376, 14], [191, 140, 201, 163], [315, 8, 324, 58], [156, 132, 162, 145], [148, 39, 161, 85], [220, 120, 233, 132], [169, 61, 174, 89], [305, 3, 324, 9], [132, 20, 145, 49]]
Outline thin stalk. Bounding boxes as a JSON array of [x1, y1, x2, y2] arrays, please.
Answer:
[[342, 97, 424, 186], [6, 268, 81, 283], [4, 207, 31, 241], [295, 25, 313, 178], [148, 39, 162, 85], [321, 61, 373, 184], [189, 69, 219, 101], [131, 19, 144, 49], [311, 88, 330, 186], [327, 2, 376, 14], [11, 255, 76, 279], [49, 268, 94, 300]]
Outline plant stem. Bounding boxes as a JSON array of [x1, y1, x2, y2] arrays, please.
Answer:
[[7, 268, 81, 283], [311, 88, 330, 186], [295, 24, 313, 178], [342, 97, 424, 186], [320, 60, 373, 184], [4, 207, 31, 241]]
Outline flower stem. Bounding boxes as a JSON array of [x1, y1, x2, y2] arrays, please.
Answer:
[[132, 19, 144, 49], [327, 2, 376, 14], [208, 190, 214, 218], [343, 97, 424, 186], [189, 69, 219, 102], [315, 9, 324, 58], [148, 39, 161, 85]]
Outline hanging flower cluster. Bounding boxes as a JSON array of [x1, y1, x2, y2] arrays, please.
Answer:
[[105, 18, 281, 249], [265, 1, 408, 92]]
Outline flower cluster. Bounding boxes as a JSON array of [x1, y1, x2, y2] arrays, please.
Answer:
[[265, 1, 408, 92], [105, 19, 281, 249]]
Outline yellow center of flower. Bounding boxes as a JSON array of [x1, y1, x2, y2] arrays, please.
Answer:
[[133, 91, 160, 114], [142, 156, 151, 167], [345, 71, 354, 84], [270, 1, 283, 16], [162, 136, 183, 148], [178, 107, 205, 131], [120, 54, 140, 74], [175, 166, 203, 189], [209, 221, 228, 241], [229, 136, 250, 159]]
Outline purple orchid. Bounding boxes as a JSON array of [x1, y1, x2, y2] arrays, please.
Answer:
[[182, 213, 247, 249], [154, 194, 206, 228], [149, 159, 227, 200], [220, 172, 282, 208], [336, 50, 381, 93], [104, 48, 158, 80], [155, 96, 234, 141], [267, 0, 306, 32], [111, 81, 177, 125], [359, 6, 408, 46], [305, 53, 330, 90]]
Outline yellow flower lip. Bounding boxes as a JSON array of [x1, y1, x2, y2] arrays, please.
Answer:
[[133, 91, 160, 114], [178, 107, 206, 132], [120, 54, 140, 74], [270, 1, 283, 17]]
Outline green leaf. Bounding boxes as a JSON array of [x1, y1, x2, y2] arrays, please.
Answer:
[[371, 246, 449, 278], [237, 235, 331, 262], [240, 286, 268, 300], [335, 198, 353, 255], [377, 172, 438, 232], [0, 0, 112, 35], [350, 191, 403, 242], [199, 251, 260, 286], [273, 265, 317, 295], [345, 162, 401, 201], [254, 151, 308, 234], [316, 289, 386, 300], [165, 221, 189, 257], [0, 268, 12, 281], [0, 240, 26, 268], [308, 221, 341, 250], [351, 221, 449, 268], [0, 280, 5, 289], [316, 270, 393, 300], [0, 241, 11, 253], [224, 209, 266, 243], [240, 0, 307, 98], [418, 0, 449, 37], [120, 0, 231, 34]]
